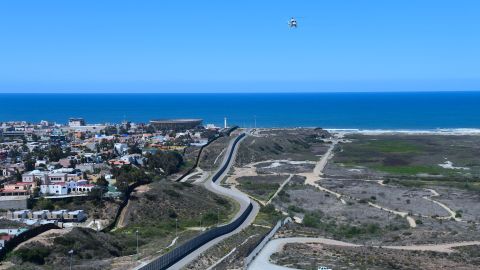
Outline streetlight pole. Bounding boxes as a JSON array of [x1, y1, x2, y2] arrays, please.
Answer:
[[68, 249, 73, 270]]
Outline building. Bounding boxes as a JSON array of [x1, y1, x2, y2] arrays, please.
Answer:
[[32, 210, 49, 219], [47, 173, 67, 182], [67, 210, 86, 222], [49, 209, 68, 220], [10, 210, 30, 219], [68, 118, 86, 127], [150, 119, 203, 130], [0, 182, 32, 196], [40, 182, 68, 195], [22, 170, 47, 184], [0, 228, 28, 236]]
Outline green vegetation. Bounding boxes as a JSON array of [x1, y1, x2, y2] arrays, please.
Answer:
[[14, 245, 51, 265], [335, 135, 480, 180], [363, 140, 422, 153], [254, 204, 283, 226], [373, 165, 452, 175], [111, 165, 151, 192], [238, 180, 279, 201], [145, 150, 183, 175], [303, 211, 382, 239], [237, 175, 287, 201], [117, 180, 234, 241]]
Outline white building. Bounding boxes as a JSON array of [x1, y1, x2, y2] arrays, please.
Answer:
[[68, 210, 86, 222], [68, 118, 85, 127], [22, 170, 47, 184], [114, 143, 129, 155], [40, 183, 68, 195]]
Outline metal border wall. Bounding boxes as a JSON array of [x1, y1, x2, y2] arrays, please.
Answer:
[[140, 133, 249, 270], [243, 217, 292, 268]]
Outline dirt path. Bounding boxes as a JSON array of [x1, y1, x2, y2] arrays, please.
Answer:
[[248, 237, 480, 270], [302, 138, 418, 227], [266, 174, 294, 205], [423, 188, 461, 221], [213, 148, 227, 165]]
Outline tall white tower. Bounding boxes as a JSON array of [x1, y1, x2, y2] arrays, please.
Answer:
[[224, 117, 227, 129]]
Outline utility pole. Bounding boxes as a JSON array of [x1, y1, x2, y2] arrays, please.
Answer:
[[135, 229, 139, 257], [175, 218, 178, 238], [68, 249, 74, 270]]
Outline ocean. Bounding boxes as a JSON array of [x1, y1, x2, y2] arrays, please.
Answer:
[[0, 92, 479, 129]]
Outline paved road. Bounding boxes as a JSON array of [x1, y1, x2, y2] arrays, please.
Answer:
[[164, 131, 259, 270], [249, 237, 480, 270]]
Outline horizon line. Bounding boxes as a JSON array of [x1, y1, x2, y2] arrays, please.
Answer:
[[1, 90, 480, 94]]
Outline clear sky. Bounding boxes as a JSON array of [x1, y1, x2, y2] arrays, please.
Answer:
[[1, 0, 479, 93]]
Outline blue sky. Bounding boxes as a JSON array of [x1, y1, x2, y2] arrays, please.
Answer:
[[0, 0, 479, 93]]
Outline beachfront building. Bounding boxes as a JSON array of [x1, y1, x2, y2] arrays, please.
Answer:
[[150, 119, 203, 130], [68, 118, 86, 127]]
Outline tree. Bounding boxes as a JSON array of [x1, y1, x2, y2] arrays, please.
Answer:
[[145, 151, 183, 175], [96, 176, 109, 188], [47, 145, 65, 162], [112, 165, 151, 193], [24, 155, 36, 171], [128, 144, 142, 154]]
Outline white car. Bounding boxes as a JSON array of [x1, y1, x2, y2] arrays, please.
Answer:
[[318, 267, 332, 270]]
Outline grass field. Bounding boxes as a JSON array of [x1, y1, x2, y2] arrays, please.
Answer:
[[335, 135, 480, 178]]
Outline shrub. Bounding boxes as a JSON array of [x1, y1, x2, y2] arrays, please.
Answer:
[[287, 205, 305, 213], [163, 189, 181, 198], [15, 246, 51, 265]]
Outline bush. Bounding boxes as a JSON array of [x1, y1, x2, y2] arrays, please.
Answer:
[[214, 197, 228, 205], [15, 246, 51, 265], [163, 189, 181, 198], [35, 198, 54, 211], [303, 212, 322, 228], [287, 205, 305, 213]]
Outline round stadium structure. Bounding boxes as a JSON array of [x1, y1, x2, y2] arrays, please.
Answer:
[[150, 119, 203, 130]]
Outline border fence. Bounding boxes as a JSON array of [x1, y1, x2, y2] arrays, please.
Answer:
[[176, 126, 238, 182], [243, 217, 292, 268], [139, 133, 249, 270], [0, 223, 60, 261]]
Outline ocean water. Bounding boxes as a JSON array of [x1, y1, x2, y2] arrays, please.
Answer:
[[0, 92, 479, 129]]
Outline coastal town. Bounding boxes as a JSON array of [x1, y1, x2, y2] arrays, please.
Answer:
[[0, 117, 224, 255]]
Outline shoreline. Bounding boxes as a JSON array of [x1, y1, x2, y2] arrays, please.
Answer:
[[255, 128, 480, 135], [325, 128, 480, 135]]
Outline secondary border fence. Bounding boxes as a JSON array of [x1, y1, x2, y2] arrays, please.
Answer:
[[211, 133, 245, 183], [176, 126, 238, 182], [106, 127, 241, 232], [139, 133, 249, 270], [243, 217, 292, 269], [103, 179, 151, 232]]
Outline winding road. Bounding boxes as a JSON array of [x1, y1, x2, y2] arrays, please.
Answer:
[[161, 131, 259, 270]]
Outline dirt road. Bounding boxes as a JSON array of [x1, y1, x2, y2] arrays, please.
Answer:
[[248, 237, 480, 270]]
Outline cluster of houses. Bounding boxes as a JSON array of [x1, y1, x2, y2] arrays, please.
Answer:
[[0, 209, 87, 249], [7, 209, 86, 223], [0, 169, 95, 197], [0, 227, 29, 250]]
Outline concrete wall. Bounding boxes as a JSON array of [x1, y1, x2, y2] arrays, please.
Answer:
[[0, 197, 28, 210]]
